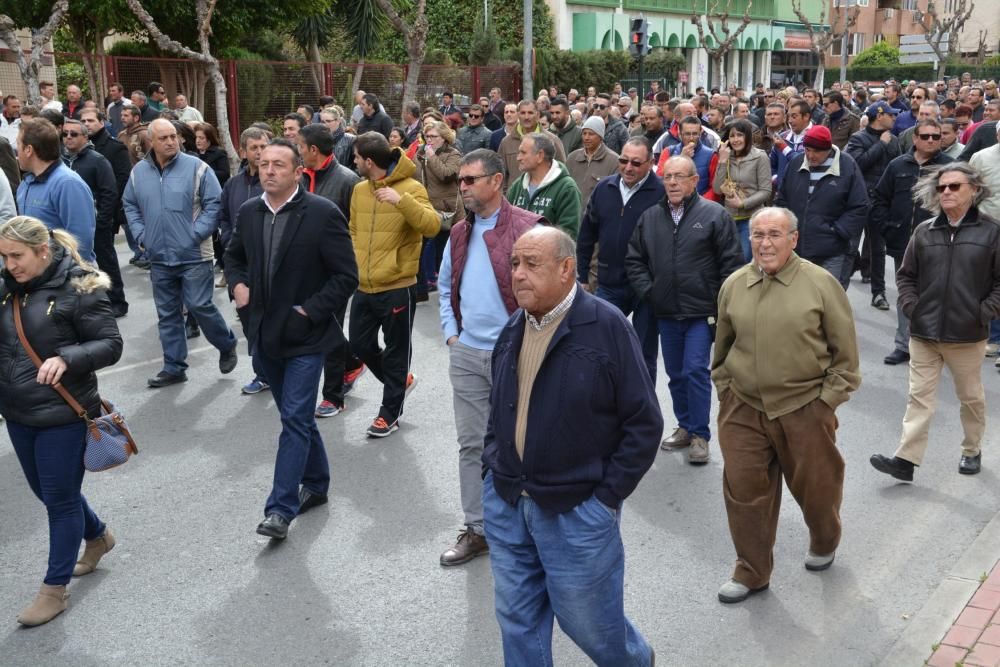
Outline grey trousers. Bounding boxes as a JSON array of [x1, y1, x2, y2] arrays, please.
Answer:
[[891, 254, 911, 353], [449, 341, 493, 535]]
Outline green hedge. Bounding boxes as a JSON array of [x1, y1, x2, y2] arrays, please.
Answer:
[[534, 50, 635, 95], [848, 63, 1000, 83]]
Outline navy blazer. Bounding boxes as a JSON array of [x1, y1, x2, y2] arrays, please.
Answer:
[[483, 289, 663, 512], [224, 189, 358, 359]]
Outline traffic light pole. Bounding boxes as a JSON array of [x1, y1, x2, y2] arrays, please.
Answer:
[[638, 54, 644, 103]]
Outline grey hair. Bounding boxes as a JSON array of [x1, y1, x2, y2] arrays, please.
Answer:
[[553, 228, 576, 260], [749, 206, 799, 233], [63, 117, 88, 136], [662, 154, 697, 177], [919, 100, 940, 115], [240, 126, 271, 149], [525, 133, 556, 163], [460, 149, 505, 177], [913, 163, 992, 215]]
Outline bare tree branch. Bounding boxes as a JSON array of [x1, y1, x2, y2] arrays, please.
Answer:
[[914, 0, 976, 77], [0, 0, 69, 103], [690, 0, 753, 89], [373, 0, 428, 107]]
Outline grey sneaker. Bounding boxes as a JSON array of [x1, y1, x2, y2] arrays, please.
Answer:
[[661, 427, 691, 450], [718, 579, 769, 603], [688, 436, 710, 465], [871, 293, 890, 310], [805, 551, 836, 571], [986, 343, 1000, 358]]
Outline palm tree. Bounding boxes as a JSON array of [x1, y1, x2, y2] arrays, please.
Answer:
[[293, 0, 384, 99]]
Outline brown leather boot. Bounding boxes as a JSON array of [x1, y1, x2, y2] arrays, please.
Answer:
[[73, 527, 116, 576], [16, 584, 68, 627], [440, 528, 489, 566]]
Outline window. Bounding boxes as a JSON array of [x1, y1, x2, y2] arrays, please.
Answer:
[[830, 33, 866, 55]]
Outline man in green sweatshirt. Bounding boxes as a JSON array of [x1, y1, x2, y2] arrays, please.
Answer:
[[506, 133, 582, 239]]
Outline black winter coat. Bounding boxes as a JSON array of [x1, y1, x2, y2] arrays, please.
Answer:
[[774, 148, 869, 261], [224, 189, 359, 358], [301, 156, 360, 220], [218, 167, 262, 250], [897, 208, 1000, 343], [198, 146, 230, 187], [89, 129, 131, 196], [357, 110, 393, 140], [331, 129, 356, 172], [958, 121, 998, 161], [65, 145, 118, 232], [870, 150, 953, 257], [0, 248, 123, 427], [626, 193, 744, 319], [845, 125, 901, 194]]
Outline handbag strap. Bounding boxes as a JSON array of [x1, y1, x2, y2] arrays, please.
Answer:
[[11, 294, 89, 419]]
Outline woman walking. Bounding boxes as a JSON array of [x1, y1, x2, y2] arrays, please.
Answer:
[[713, 119, 773, 261], [0, 216, 123, 627]]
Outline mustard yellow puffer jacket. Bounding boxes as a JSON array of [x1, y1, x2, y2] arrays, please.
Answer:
[[349, 148, 441, 293]]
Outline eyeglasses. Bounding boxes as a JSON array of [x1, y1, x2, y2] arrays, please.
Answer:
[[751, 231, 792, 243], [618, 157, 647, 167], [468, 114, 482, 119], [459, 174, 491, 186], [593, 104, 607, 110], [662, 173, 695, 181], [62, 131, 82, 138], [425, 134, 440, 139], [935, 182, 968, 192], [917, 133, 941, 140]]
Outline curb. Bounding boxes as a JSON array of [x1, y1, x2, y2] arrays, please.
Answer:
[[881, 510, 1000, 666]]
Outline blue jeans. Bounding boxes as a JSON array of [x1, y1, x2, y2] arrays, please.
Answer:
[[735, 219, 752, 263], [482, 473, 652, 667], [658, 318, 713, 441], [990, 319, 1000, 345], [150, 261, 237, 375], [7, 420, 105, 586], [594, 284, 658, 386], [255, 351, 329, 521]]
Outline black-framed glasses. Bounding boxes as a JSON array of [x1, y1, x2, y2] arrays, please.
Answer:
[[917, 133, 941, 140], [618, 157, 647, 167], [593, 104, 607, 110], [935, 182, 967, 192], [62, 131, 82, 138], [459, 174, 491, 186]]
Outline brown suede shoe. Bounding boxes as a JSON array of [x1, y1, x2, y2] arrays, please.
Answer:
[[17, 584, 68, 627], [688, 436, 710, 465], [73, 527, 116, 576], [440, 528, 489, 566]]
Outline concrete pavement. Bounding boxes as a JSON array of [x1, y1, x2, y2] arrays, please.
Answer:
[[1, 244, 999, 666]]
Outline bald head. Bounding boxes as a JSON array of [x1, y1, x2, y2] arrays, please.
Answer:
[[511, 226, 577, 319], [148, 118, 180, 166]]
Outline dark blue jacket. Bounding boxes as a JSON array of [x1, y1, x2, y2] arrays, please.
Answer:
[[576, 173, 665, 288], [774, 146, 869, 261], [482, 289, 663, 512], [219, 167, 263, 250]]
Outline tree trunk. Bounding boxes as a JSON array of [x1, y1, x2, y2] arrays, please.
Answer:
[[354, 59, 365, 93], [814, 60, 825, 92], [522, 0, 533, 100], [713, 52, 726, 90], [206, 61, 239, 173], [308, 39, 323, 98], [402, 49, 423, 105]]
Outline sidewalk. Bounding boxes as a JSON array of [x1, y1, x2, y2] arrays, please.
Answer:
[[927, 561, 1000, 666]]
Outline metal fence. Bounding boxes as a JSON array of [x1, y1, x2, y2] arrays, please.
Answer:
[[43, 53, 520, 142]]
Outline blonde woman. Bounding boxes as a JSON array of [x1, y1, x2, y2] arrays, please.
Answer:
[[0, 216, 123, 626], [319, 105, 356, 170], [414, 120, 464, 296]]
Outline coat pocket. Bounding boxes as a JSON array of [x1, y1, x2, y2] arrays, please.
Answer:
[[282, 309, 314, 345]]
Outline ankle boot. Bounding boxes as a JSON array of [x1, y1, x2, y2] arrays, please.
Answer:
[[17, 584, 68, 627], [73, 527, 116, 576]]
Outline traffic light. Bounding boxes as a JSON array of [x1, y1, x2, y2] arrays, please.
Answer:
[[629, 18, 650, 57]]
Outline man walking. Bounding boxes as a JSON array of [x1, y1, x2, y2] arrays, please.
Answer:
[[437, 148, 540, 566], [117, 104, 150, 166], [482, 225, 662, 666], [627, 155, 744, 463], [15, 118, 96, 260], [349, 132, 439, 437], [356, 94, 393, 139], [566, 116, 619, 206], [871, 118, 953, 365], [123, 118, 239, 387], [296, 123, 365, 418], [456, 104, 491, 154], [712, 206, 860, 603], [225, 139, 359, 540], [505, 133, 581, 238], [775, 125, 869, 288], [498, 100, 566, 192], [870, 164, 1000, 481], [549, 97, 582, 155], [106, 83, 126, 136], [61, 118, 127, 317]]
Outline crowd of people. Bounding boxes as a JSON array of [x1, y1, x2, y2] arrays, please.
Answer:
[[0, 72, 999, 667]]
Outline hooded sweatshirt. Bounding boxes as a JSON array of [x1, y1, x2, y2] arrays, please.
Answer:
[[505, 160, 582, 239]]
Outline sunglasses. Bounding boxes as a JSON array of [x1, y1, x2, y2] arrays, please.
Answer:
[[917, 133, 941, 140], [459, 174, 491, 186], [62, 131, 82, 138], [468, 114, 482, 119], [936, 182, 967, 192], [618, 157, 647, 167], [593, 104, 607, 110]]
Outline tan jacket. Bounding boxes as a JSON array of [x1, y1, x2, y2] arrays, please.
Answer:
[[117, 124, 150, 166], [499, 124, 566, 194], [711, 253, 861, 419], [413, 143, 465, 219], [566, 143, 619, 205], [712, 147, 772, 220]]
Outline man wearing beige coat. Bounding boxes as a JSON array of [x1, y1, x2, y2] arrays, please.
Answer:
[[712, 206, 861, 604], [566, 116, 619, 205]]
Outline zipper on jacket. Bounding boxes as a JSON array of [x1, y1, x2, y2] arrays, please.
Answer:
[[938, 225, 957, 339], [367, 191, 377, 292]]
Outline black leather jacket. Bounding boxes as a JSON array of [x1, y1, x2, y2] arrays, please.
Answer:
[[897, 207, 1000, 343], [0, 248, 123, 427], [870, 150, 953, 257]]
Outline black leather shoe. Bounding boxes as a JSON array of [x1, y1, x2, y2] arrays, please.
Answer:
[[186, 320, 201, 339], [959, 453, 982, 475], [870, 454, 915, 482], [256, 514, 289, 539], [111, 302, 129, 318], [219, 346, 238, 374], [148, 371, 188, 388], [883, 349, 910, 365], [297, 488, 329, 515]]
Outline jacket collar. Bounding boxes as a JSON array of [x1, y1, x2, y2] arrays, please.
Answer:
[[796, 144, 842, 176], [503, 288, 600, 358], [30, 160, 62, 183], [746, 252, 802, 287], [929, 206, 981, 229], [517, 160, 563, 191]]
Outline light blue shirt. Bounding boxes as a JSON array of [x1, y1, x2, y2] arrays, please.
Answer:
[[438, 208, 510, 350]]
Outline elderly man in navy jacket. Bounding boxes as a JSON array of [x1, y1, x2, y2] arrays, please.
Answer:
[[482, 226, 662, 667]]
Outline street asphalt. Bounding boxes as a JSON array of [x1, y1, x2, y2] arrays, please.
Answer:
[[1, 243, 999, 666]]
